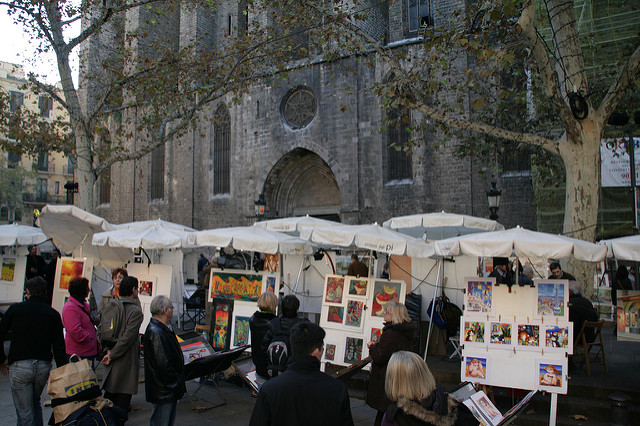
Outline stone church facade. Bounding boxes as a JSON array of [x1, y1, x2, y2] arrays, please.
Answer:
[[86, 0, 537, 230]]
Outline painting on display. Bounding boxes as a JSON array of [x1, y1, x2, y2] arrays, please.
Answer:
[[348, 278, 368, 297], [344, 337, 363, 364], [345, 300, 364, 329], [616, 291, 640, 342], [537, 359, 568, 393], [516, 324, 541, 350], [139, 279, 153, 296], [371, 280, 401, 317], [461, 353, 490, 385], [325, 343, 336, 361], [335, 256, 351, 276], [209, 271, 263, 302], [265, 276, 277, 293], [58, 258, 86, 290], [488, 322, 513, 347], [592, 286, 612, 305], [544, 324, 572, 352], [180, 337, 214, 364], [233, 316, 251, 347], [462, 320, 486, 345], [211, 299, 233, 350], [264, 254, 279, 273], [534, 280, 568, 321], [327, 306, 344, 324], [0, 258, 16, 283], [370, 328, 382, 344], [324, 275, 345, 304], [465, 278, 494, 314]]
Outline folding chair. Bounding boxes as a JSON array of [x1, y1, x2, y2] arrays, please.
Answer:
[[574, 320, 608, 375], [448, 335, 462, 359], [181, 296, 206, 329]]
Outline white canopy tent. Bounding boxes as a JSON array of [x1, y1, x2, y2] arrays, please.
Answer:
[[37, 205, 132, 268], [0, 223, 48, 246], [93, 221, 196, 250], [600, 234, 640, 261], [383, 211, 505, 240], [189, 225, 314, 255], [254, 215, 340, 236]]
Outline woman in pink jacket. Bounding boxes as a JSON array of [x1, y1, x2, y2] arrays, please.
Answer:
[[62, 277, 98, 363]]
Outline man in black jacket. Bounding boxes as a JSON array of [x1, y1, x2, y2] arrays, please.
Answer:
[[0, 276, 67, 425], [143, 295, 186, 426], [250, 322, 354, 426]]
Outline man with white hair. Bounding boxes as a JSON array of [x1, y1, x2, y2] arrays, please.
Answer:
[[143, 295, 185, 426]]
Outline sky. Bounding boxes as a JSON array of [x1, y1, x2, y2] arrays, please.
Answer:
[[1, 6, 79, 85]]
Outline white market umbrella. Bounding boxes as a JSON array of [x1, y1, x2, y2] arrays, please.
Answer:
[[383, 211, 505, 240], [189, 225, 314, 255], [600, 234, 640, 261], [254, 215, 340, 235], [93, 221, 196, 249], [300, 223, 435, 258], [113, 219, 195, 232], [37, 205, 132, 267], [434, 226, 607, 262], [0, 223, 48, 246]]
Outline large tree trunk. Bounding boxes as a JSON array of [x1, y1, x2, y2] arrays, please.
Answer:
[[74, 128, 96, 212]]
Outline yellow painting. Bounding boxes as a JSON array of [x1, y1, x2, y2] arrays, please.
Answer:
[[1, 258, 16, 282], [210, 272, 263, 301]]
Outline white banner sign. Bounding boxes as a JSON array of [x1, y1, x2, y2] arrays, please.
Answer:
[[600, 137, 640, 187]]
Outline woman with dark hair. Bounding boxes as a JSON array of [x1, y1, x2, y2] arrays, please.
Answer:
[[62, 277, 98, 363], [367, 302, 415, 426], [99, 267, 128, 311], [382, 351, 476, 426]]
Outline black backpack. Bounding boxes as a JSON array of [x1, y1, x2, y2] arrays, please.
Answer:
[[266, 318, 291, 377]]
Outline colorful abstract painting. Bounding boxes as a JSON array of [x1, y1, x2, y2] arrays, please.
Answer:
[[344, 337, 363, 364], [1, 258, 15, 282], [537, 282, 566, 317], [325, 343, 336, 361], [233, 316, 250, 346], [211, 299, 233, 350], [139, 280, 153, 297], [464, 356, 488, 381], [490, 322, 512, 345], [517, 324, 540, 347], [349, 279, 368, 296], [370, 328, 382, 344], [210, 272, 263, 301], [327, 306, 344, 324], [324, 276, 345, 304], [180, 338, 213, 364], [59, 259, 85, 290], [464, 321, 485, 343], [466, 279, 493, 313], [371, 280, 400, 317], [545, 325, 569, 348], [345, 300, 363, 328], [264, 254, 279, 272], [265, 276, 276, 293]]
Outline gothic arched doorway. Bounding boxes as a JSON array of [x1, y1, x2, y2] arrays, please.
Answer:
[[263, 148, 341, 221]]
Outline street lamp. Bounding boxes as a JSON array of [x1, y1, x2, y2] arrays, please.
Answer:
[[486, 181, 502, 220], [64, 181, 78, 205], [254, 193, 266, 220]]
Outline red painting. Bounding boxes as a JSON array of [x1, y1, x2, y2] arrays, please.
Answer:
[[59, 259, 84, 290]]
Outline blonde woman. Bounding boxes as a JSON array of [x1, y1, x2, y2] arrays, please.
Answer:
[[366, 302, 415, 426], [382, 351, 476, 426], [250, 292, 278, 383]]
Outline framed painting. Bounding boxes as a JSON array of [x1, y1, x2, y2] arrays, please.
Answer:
[[370, 327, 382, 345], [0, 257, 16, 283], [136, 274, 157, 304], [209, 270, 263, 302], [488, 321, 513, 348], [461, 352, 490, 385], [52, 257, 93, 314], [264, 275, 277, 293], [327, 306, 344, 324], [264, 254, 279, 273], [543, 323, 573, 354], [180, 336, 214, 364], [323, 275, 346, 305], [462, 319, 486, 346], [533, 280, 569, 321], [537, 358, 568, 394], [344, 300, 365, 330], [370, 279, 404, 317], [210, 298, 234, 350], [347, 278, 368, 298], [515, 323, 541, 351], [464, 277, 495, 315], [343, 336, 363, 365], [324, 343, 337, 362], [319, 304, 345, 331], [232, 316, 251, 347], [335, 256, 351, 276]]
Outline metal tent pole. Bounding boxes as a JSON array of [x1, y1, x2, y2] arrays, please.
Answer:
[[424, 258, 442, 361]]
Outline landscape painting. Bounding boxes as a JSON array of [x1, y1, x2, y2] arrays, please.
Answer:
[[210, 271, 263, 301]]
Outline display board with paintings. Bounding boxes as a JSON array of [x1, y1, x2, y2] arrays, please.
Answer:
[[0, 249, 26, 303], [460, 276, 572, 394], [52, 257, 93, 314], [230, 301, 255, 349], [319, 274, 407, 368], [126, 263, 173, 333]]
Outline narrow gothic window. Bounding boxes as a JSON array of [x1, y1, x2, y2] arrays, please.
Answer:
[[386, 104, 412, 181], [150, 146, 164, 200], [99, 166, 111, 204], [213, 105, 230, 195], [408, 0, 432, 33]]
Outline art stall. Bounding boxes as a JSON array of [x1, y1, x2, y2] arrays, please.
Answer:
[[0, 224, 49, 307], [600, 234, 640, 342], [37, 205, 133, 314], [433, 226, 608, 425], [299, 222, 434, 369], [92, 219, 196, 330]]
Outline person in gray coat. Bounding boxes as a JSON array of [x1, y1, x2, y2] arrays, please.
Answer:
[[100, 276, 143, 412]]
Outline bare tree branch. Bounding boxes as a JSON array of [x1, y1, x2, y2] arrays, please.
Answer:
[[598, 43, 640, 124]]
